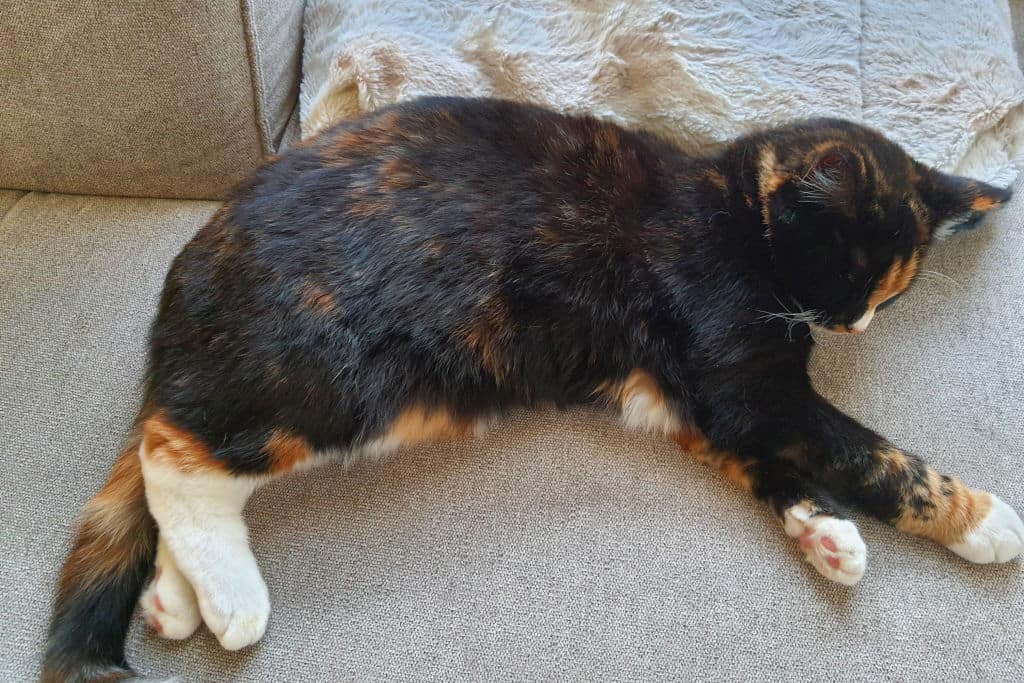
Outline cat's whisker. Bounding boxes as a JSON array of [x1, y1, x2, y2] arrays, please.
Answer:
[[798, 168, 841, 205], [917, 269, 963, 290], [757, 297, 823, 341]]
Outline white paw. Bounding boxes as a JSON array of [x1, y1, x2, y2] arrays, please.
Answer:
[[947, 495, 1024, 564], [784, 502, 867, 586], [194, 569, 271, 651], [140, 548, 201, 640]]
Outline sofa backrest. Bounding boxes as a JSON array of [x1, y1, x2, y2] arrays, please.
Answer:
[[0, 0, 305, 200]]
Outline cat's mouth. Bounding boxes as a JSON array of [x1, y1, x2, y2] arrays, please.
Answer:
[[828, 307, 877, 335], [836, 293, 903, 334]]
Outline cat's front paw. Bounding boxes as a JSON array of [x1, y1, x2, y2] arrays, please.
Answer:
[[947, 494, 1024, 563], [784, 502, 867, 586]]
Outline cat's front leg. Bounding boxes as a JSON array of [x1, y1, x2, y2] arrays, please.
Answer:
[[674, 430, 868, 585], [698, 380, 1024, 571], [603, 370, 867, 584], [844, 442, 1024, 564]]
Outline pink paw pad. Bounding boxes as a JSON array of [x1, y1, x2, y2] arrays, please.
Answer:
[[800, 530, 843, 568], [138, 553, 202, 640], [144, 611, 163, 635], [784, 504, 867, 586]]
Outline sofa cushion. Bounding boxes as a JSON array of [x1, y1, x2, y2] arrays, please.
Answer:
[[0, 1, 303, 200], [2, 182, 1023, 680]]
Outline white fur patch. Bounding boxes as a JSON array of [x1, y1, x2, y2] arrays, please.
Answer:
[[933, 213, 972, 240], [140, 447, 270, 651], [850, 307, 876, 332], [947, 495, 1024, 563], [140, 537, 201, 640], [784, 502, 867, 586], [620, 389, 681, 435]]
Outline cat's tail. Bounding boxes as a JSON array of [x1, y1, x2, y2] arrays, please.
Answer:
[[41, 435, 158, 683]]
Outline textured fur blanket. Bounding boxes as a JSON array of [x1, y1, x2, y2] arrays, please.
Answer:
[[301, 0, 1024, 185]]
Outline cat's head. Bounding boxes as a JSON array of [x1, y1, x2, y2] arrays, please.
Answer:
[[749, 119, 1011, 334]]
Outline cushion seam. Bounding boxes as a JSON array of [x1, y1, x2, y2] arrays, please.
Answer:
[[239, 0, 273, 155]]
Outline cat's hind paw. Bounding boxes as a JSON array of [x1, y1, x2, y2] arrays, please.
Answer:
[[947, 494, 1024, 564], [194, 565, 270, 651], [140, 548, 202, 640], [784, 502, 867, 586]]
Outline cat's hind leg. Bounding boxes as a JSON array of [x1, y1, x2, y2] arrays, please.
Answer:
[[138, 413, 287, 650], [139, 536, 201, 640]]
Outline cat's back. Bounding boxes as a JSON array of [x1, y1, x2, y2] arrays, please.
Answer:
[[166, 98, 681, 325], [226, 97, 672, 245]]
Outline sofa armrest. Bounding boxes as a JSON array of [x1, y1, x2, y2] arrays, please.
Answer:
[[0, 0, 305, 200]]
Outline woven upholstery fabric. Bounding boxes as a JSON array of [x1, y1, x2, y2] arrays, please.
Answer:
[[1, 183, 1022, 681], [0, 0, 303, 199]]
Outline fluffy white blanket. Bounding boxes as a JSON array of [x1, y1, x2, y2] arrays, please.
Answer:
[[301, 0, 1024, 185]]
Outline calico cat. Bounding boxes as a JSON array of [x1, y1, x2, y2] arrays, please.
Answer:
[[43, 97, 1020, 682]]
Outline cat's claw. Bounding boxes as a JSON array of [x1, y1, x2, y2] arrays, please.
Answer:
[[784, 502, 867, 586], [947, 495, 1024, 564], [140, 546, 201, 640]]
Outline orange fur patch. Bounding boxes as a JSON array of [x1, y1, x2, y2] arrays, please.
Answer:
[[332, 112, 402, 157], [895, 470, 993, 545], [347, 198, 390, 218], [425, 239, 444, 256], [302, 282, 337, 314], [619, 370, 663, 407], [757, 146, 789, 226], [868, 444, 993, 545], [379, 158, 421, 191], [867, 251, 921, 311], [595, 369, 681, 433], [872, 445, 911, 479], [700, 168, 728, 191], [672, 429, 754, 493], [141, 412, 224, 473], [596, 126, 620, 152], [970, 195, 1001, 212], [462, 296, 512, 380], [381, 405, 474, 447], [263, 430, 313, 474], [593, 370, 679, 436]]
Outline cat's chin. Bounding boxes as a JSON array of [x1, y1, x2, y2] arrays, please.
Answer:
[[810, 324, 863, 338]]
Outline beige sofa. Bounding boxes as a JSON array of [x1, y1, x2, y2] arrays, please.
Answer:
[[3, 3, 1024, 681]]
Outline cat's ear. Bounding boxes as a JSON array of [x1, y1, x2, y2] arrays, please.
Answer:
[[764, 145, 859, 227], [795, 146, 860, 210], [915, 166, 1012, 238]]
